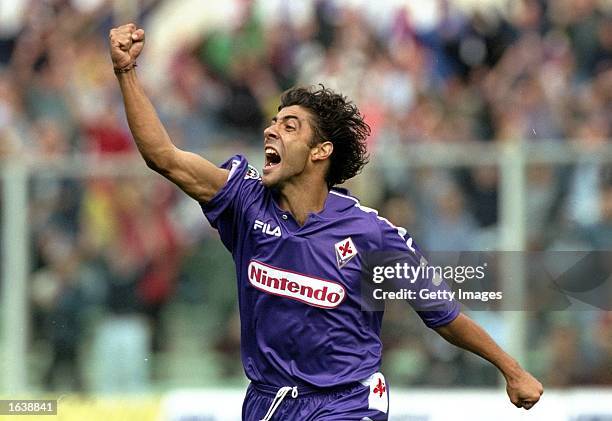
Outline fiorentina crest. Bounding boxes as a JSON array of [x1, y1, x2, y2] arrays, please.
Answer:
[[335, 237, 358, 268]]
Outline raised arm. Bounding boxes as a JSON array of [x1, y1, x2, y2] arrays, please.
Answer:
[[434, 312, 543, 410], [109, 23, 228, 203]]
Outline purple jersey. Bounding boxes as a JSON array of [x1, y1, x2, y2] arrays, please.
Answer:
[[201, 155, 460, 388]]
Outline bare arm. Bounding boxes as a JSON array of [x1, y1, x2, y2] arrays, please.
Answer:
[[435, 313, 543, 409], [109, 23, 228, 203]]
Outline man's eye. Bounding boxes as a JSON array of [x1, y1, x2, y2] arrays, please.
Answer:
[[286, 125, 295, 131]]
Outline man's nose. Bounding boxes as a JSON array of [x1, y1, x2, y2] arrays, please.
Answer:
[[264, 125, 279, 141]]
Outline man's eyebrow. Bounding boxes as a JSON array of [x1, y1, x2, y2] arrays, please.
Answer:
[[271, 115, 301, 124]]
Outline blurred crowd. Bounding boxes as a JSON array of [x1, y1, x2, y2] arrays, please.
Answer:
[[0, 0, 611, 392]]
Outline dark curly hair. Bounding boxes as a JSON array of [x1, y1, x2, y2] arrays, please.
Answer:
[[279, 85, 370, 187]]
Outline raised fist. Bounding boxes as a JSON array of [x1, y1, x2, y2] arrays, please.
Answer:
[[109, 23, 145, 70]]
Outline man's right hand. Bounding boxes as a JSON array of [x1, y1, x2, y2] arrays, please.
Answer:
[[109, 23, 145, 71], [109, 22, 228, 203]]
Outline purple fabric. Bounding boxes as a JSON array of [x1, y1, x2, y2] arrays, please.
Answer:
[[201, 155, 460, 388], [242, 382, 388, 421]]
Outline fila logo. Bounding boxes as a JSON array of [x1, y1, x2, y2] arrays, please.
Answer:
[[248, 260, 346, 309], [253, 220, 281, 237], [335, 237, 358, 268]]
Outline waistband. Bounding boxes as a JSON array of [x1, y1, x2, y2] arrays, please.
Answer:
[[250, 381, 363, 398]]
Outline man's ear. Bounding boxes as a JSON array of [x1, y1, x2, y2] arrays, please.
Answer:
[[311, 141, 333, 161]]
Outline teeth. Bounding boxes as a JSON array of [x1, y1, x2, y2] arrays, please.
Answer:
[[265, 146, 280, 168]]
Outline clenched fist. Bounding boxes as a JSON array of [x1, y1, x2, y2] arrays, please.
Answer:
[[109, 23, 145, 71], [506, 369, 544, 410]]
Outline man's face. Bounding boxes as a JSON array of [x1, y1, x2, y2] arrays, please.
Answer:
[[262, 105, 318, 188]]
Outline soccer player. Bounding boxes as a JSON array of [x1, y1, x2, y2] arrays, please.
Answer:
[[109, 24, 543, 420]]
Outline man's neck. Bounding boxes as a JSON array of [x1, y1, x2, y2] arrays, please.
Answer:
[[277, 179, 329, 226]]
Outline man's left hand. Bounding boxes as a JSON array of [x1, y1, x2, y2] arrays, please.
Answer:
[[506, 369, 544, 410]]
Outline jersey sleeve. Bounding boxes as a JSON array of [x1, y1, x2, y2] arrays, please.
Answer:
[[200, 155, 263, 253], [377, 218, 461, 328]]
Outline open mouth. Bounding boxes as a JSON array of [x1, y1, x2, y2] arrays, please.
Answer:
[[264, 146, 282, 171]]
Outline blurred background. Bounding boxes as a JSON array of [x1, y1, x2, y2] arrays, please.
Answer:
[[0, 0, 611, 419]]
